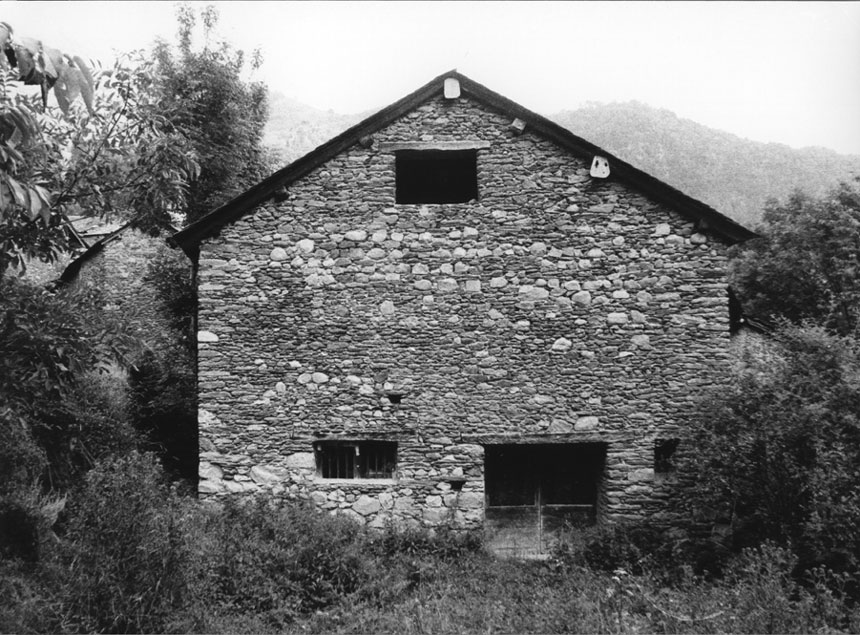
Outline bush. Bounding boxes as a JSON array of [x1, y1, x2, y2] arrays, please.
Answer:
[[190, 497, 370, 628], [552, 521, 682, 579], [57, 452, 191, 633], [367, 522, 483, 561], [643, 543, 860, 634], [676, 325, 860, 574]]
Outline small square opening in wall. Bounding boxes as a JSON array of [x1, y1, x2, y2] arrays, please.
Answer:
[[315, 441, 397, 479], [654, 438, 680, 474], [395, 149, 478, 204]]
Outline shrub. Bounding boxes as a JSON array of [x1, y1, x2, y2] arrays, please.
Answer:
[[127, 347, 197, 482], [552, 521, 682, 579], [190, 497, 371, 628], [367, 522, 484, 561], [57, 452, 191, 633], [676, 325, 860, 574]]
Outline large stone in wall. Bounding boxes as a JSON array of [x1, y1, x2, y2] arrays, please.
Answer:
[[353, 495, 382, 516], [285, 452, 316, 470], [250, 465, 289, 485]]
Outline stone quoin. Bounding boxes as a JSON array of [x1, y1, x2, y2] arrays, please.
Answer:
[[173, 71, 755, 556]]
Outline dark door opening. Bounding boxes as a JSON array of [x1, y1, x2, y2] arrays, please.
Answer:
[[484, 443, 606, 556]]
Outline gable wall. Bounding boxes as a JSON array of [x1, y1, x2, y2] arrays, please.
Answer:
[[195, 94, 731, 528]]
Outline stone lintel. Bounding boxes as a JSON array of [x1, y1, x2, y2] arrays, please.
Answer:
[[378, 140, 491, 151], [462, 432, 635, 445]]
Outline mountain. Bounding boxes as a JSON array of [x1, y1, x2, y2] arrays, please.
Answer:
[[263, 91, 366, 164], [263, 92, 860, 229], [551, 103, 860, 228]]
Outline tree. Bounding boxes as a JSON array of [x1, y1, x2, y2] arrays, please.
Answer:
[[0, 21, 199, 276], [151, 4, 270, 225], [730, 182, 860, 335], [677, 326, 860, 572], [0, 276, 139, 490]]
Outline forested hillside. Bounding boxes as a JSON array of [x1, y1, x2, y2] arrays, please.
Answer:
[[264, 93, 860, 228], [552, 102, 860, 228], [263, 92, 364, 163]]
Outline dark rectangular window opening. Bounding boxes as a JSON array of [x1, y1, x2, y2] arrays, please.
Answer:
[[654, 438, 680, 474], [395, 149, 478, 204], [315, 441, 397, 479], [484, 443, 606, 508]]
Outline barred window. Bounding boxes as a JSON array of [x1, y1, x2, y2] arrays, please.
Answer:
[[314, 441, 397, 479]]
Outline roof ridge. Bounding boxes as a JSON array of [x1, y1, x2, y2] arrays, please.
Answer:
[[171, 70, 756, 254]]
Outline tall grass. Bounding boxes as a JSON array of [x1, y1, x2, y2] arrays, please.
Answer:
[[2, 453, 858, 634]]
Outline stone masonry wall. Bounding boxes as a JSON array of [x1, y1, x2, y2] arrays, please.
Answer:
[[195, 94, 732, 530]]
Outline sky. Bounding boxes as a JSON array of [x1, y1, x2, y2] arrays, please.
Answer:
[[2, 1, 859, 155]]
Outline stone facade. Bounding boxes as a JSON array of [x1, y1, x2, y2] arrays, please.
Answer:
[[192, 84, 736, 544]]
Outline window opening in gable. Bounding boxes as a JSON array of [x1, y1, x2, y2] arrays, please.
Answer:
[[315, 441, 397, 479], [654, 438, 680, 474], [395, 149, 478, 204]]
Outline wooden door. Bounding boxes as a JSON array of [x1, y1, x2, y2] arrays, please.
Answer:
[[484, 444, 604, 556]]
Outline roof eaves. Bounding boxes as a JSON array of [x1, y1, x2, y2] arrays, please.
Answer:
[[456, 74, 757, 244], [171, 69, 756, 253], [56, 220, 135, 285], [171, 69, 458, 255]]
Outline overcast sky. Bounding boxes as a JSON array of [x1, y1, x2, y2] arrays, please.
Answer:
[[3, 1, 859, 154]]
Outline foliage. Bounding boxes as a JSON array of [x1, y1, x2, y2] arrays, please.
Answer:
[[27, 51, 198, 238], [676, 325, 860, 573], [552, 521, 683, 579], [3, 480, 859, 634], [0, 21, 94, 115], [0, 277, 138, 492], [117, 241, 197, 482], [57, 452, 191, 634], [366, 522, 483, 561], [1, 277, 101, 424], [190, 497, 370, 628], [730, 182, 860, 334], [0, 20, 199, 276], [0, 64, 197, 276], [146, 240, 196, 336], [151, 4, 270, 225], [128, 346, 197, 483]]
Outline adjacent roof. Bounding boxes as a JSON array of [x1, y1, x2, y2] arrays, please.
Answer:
[[172, 70, 756, 254], [56, 217, 179, 286], [56, 220, 135, 285]]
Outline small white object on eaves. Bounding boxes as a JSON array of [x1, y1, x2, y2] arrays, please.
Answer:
[[444, 77, 460, 99], [590, 155, 610, 178]]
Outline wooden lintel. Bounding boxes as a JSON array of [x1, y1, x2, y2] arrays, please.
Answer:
[[378, 140, 491, 152]]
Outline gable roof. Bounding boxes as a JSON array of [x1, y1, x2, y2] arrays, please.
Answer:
[[56, 217, 179, 287], [172, 70, 756, 255]]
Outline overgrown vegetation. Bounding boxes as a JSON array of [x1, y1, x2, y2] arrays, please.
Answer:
[[676, 326, 860, 575], [730, 182, 860, 334], [2, 457, 858, 634]]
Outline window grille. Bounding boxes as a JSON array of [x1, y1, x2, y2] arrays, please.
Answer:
[[315, 441, 397, 479]]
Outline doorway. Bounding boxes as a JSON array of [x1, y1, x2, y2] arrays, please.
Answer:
[[484, 443, 606, 556]]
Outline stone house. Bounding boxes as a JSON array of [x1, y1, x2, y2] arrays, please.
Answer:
[[57, 221, 187, 360], [173, 71, 755, 555]]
